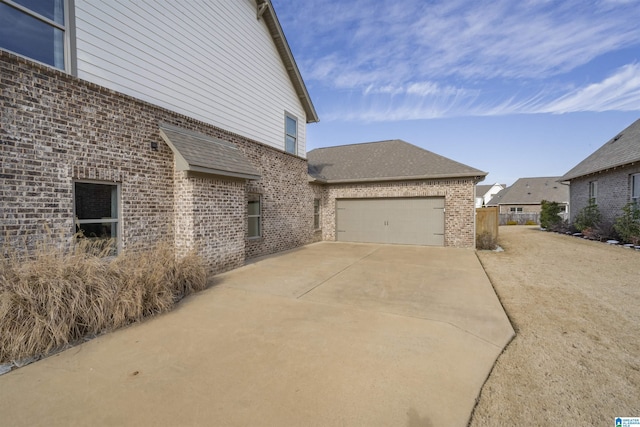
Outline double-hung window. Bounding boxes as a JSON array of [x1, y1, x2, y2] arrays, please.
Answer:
[[632, 174, 640, 204], [248, 193, 261, 238], [589, 181, 598, 205], [313, 199, 320, 230], [0, 0, 71, 71], [285, 114, 297, 155], [510, 207, 523, 213], [74, 182, 119, 255]]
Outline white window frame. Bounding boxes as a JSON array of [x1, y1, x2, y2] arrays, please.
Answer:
[[632, 174, 640, 204], [510, 207, 523, 213], [589, 181, 598, 205], [313, 198, 321, 230], [0, 0, 76, 73], [284, 113, 298, 155], [73, 180, 120, 254], [248, 193, 262, 239]]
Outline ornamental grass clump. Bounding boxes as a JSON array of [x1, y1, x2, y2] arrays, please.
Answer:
[[0, 237, 207, 364]]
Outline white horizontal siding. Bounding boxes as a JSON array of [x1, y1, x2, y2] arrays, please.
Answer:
[[74, 0, 306, 156]]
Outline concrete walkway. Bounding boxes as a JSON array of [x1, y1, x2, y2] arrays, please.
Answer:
[[0, 242, 514, 426]]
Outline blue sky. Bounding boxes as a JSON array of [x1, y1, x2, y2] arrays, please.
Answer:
[[271, 0, 640, 185]]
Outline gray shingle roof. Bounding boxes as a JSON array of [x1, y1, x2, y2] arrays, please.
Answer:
[[490, 177, 569, 205], [476, 185, 493, 195], [159, 123, 261, 180], [561, 118, 640, 181], [486, 187, 509, 206], [307, 140, 486, 183]]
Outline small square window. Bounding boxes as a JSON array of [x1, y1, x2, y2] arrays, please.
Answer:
[[248, 193, 261, 238]]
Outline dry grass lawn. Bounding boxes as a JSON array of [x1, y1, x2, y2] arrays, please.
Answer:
[[471, 226, 640, 425]]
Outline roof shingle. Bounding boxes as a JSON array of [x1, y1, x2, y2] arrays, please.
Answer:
[[159, 123, 260, 180], [489, 177, 568, 205], [561, 118, 640, 181], [307, 140, 486, 183]]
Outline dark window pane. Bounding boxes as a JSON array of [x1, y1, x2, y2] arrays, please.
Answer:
[[13, 0, 64, 24], [75, 183, 117, 220], [248, 217, 260, 237], [248, 200, 260, 216], [0, 2, 64, 68]]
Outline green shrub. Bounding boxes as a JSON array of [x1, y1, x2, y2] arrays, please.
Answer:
[[573, 202, 602, 232], [614, 203, 640, 245], [540, 200, 563, 229], [0, 239, 207, 364]]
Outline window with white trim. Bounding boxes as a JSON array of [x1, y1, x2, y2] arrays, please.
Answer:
[[313, 198, 320, 230], [510, 207, 523, 213], [0, 0, 70, 71], [285, 113, 297, 155], [248, 193, 261, 238], [589, 181, 598, 205], [74, 182, 119, 255], [632, 174, 640, 204]]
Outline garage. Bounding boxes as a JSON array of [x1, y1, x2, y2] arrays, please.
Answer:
[[336, 197, 445, 246]]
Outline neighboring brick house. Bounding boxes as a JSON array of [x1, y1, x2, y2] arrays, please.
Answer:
[[561, 118, 640, 224], [0, 0, 321, 273], [487, 177, 569, 223], [308, 140, 487, 248]]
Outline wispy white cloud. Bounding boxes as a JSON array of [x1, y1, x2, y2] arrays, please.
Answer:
[[278, 0, 640, 87], [324, 63, 640, 121], [538, 63, 640, 113], [273, 0, 640, 121]]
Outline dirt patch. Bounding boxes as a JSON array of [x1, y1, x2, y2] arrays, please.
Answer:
[[470, 226, 640, 425]]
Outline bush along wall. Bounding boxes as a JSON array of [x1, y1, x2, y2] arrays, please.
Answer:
[[0, 238, 207, 365]]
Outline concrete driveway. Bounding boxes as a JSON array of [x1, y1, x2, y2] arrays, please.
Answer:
[[0, 242, 514, 427]]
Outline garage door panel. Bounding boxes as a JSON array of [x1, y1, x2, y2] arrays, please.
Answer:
[[336, 198, 445, 246]]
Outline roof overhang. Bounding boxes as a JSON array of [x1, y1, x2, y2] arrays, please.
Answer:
[[311, 172, 487, 185], [560, 161, 638, 182], [159, 123, 261, 180], [256, 0, 319, 124]]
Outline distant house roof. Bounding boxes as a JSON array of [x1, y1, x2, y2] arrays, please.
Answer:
[[486, 187, 509, 206], [561, 118, 640, 181], [476, 185, 494, 196], [476, 183, 505, 197], [257, 0, 318, 123], [159, 123, 261, 180], [307, 140, 487, 184], [489, 177, 568, 205]]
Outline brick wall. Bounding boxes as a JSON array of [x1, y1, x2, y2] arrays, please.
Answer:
[[0, 51, 319, 272], [1, 52, 175, 252], [320, 178, 477, 248], [569, 164, 640, 224]]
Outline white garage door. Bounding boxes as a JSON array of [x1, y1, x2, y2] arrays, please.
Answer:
[[336, 197, 445, 246]]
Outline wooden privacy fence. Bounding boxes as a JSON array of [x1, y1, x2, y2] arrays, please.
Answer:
[[476, 207, 498, 241]]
